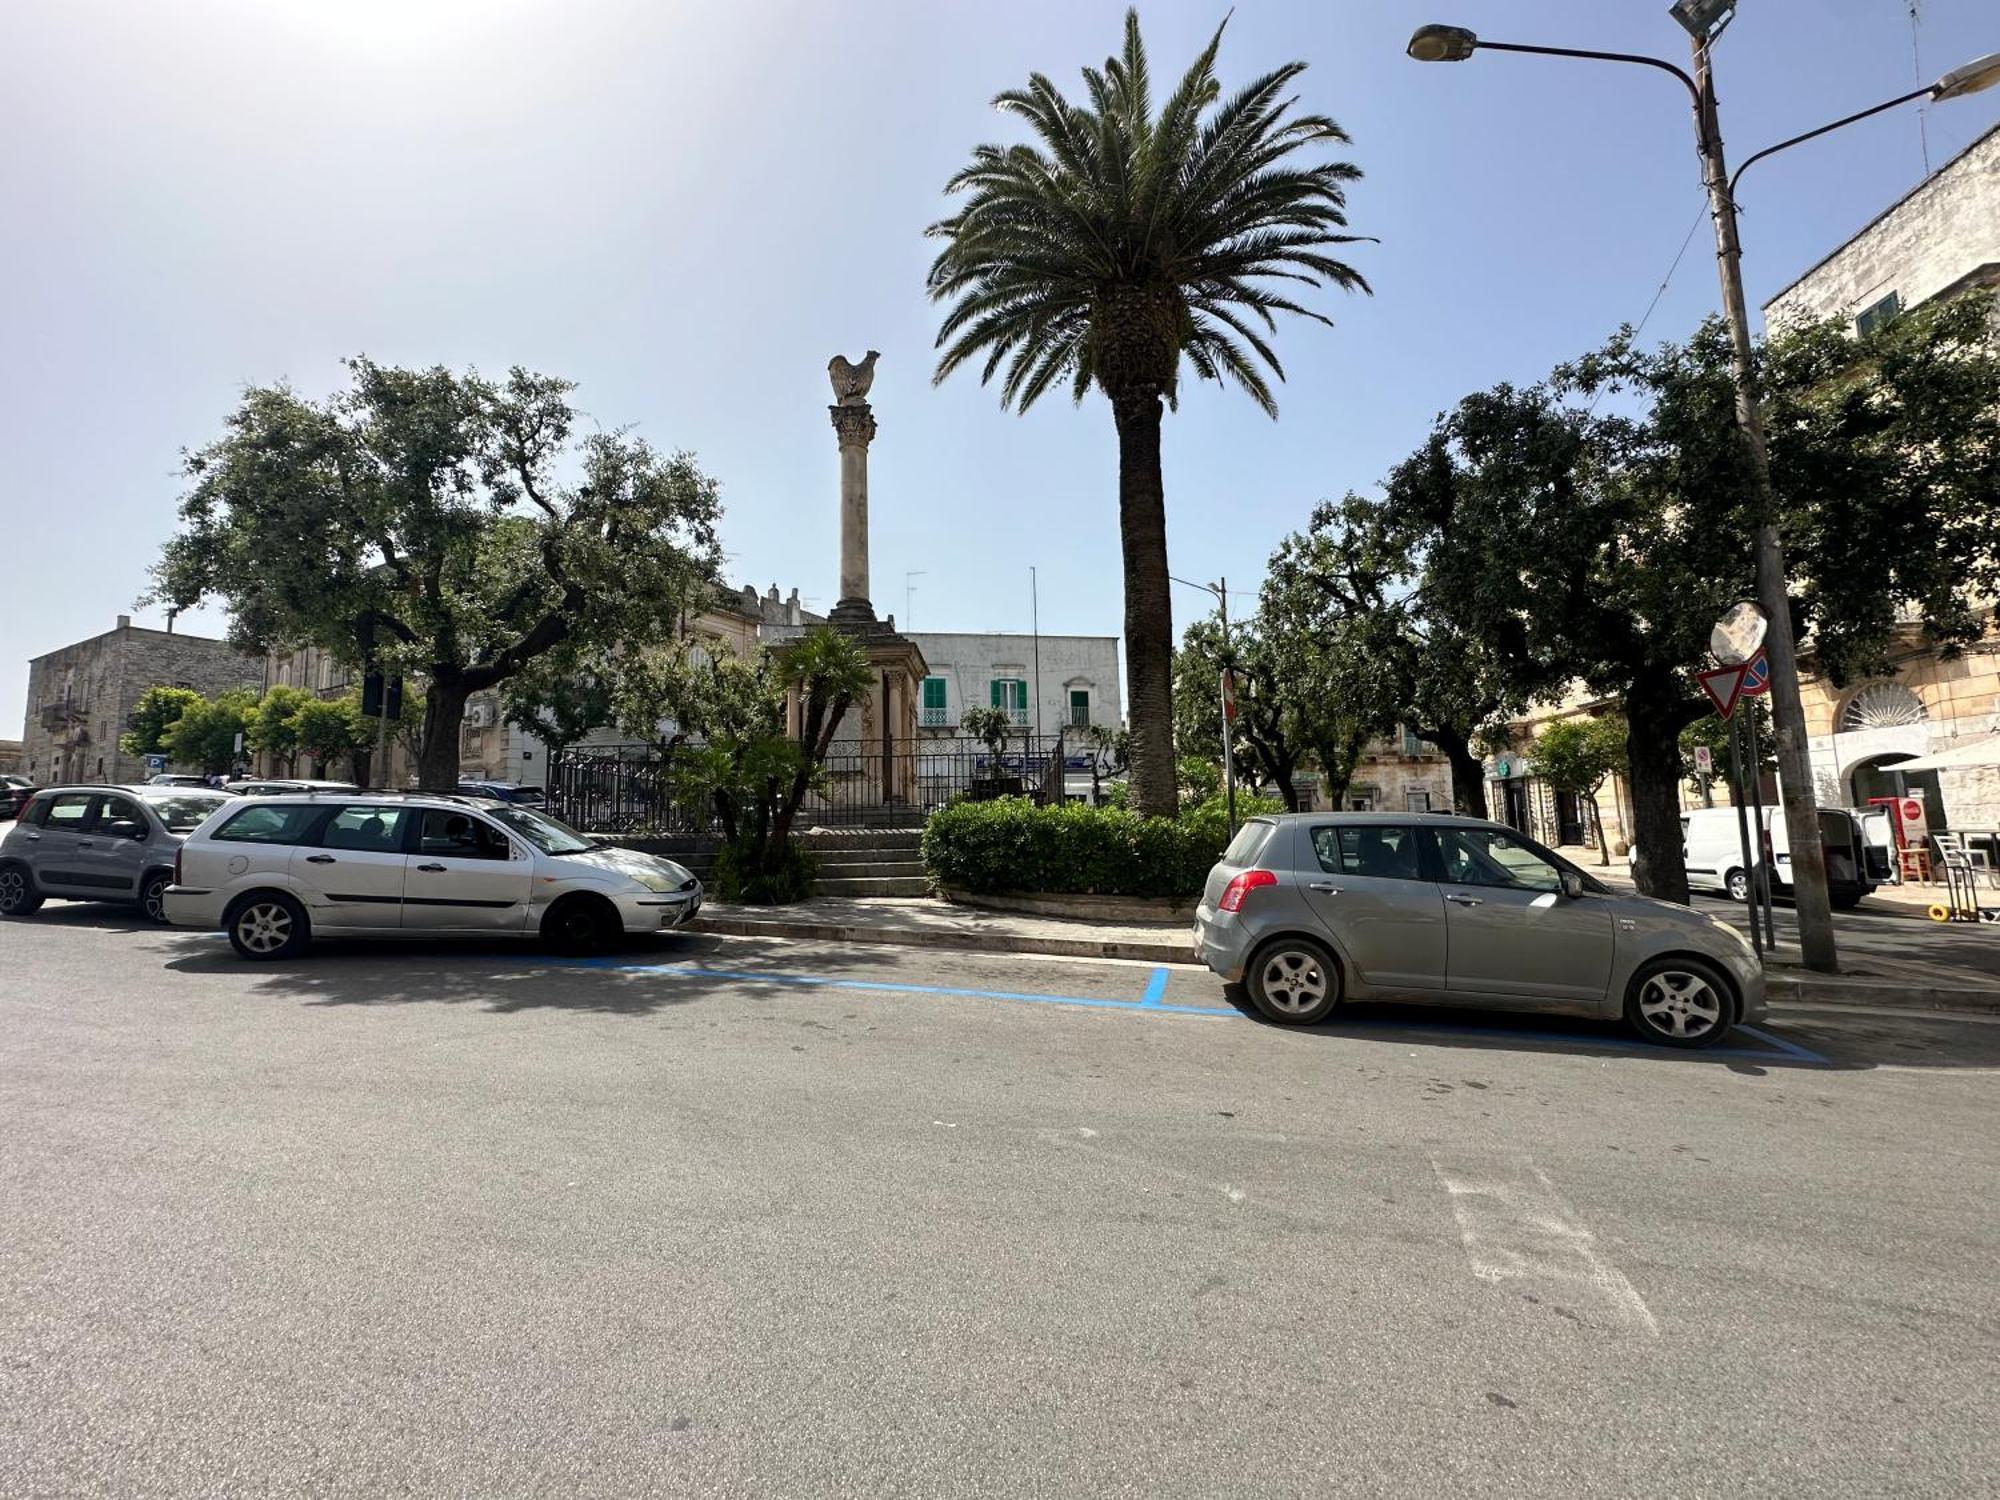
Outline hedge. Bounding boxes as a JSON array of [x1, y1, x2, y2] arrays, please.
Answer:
[[920, 794, 1280, 899]]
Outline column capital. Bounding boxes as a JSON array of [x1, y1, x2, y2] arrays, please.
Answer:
[[829, 403, 878, 449]]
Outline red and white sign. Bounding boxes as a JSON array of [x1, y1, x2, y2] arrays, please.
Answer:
[[1898, 796, 1927, 836], [1693, 745, 1714, 775], [1696, 661, 1750, 719], [1220, 668, 1237, 723]]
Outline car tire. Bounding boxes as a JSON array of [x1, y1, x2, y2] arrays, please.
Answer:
[[139, 869, 173, 924], [1624, 956, 1735, 1049], [1245, 935, 1341, 1026], [0, 861, 44, 918], [1830, 890, 1863, 912], [1725, 867, 1749, 902], [226, 892, 310, 961], [542, 894, 621, 956]]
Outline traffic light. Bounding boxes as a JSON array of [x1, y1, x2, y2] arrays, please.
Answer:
[[361, 672, 404, 719]]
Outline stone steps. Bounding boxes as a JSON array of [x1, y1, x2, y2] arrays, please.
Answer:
[[816, 874, 932, 898]]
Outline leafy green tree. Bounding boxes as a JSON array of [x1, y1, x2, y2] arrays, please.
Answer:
[[926, 9, 1369, 818], [669, 629, 874, 900], [1531, 716, 1627, 865], [1173, 616, 1307, 806], [146, 358, 723, 790], [959, 706, 1017, 778], [295, 694, 368, 777], [120, 686, 204, 761], [246, 685, 313, 776], [160, 690, 256, 775], [503, 643, 615, 760]]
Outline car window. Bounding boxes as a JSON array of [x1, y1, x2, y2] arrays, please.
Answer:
[[96, 795, 147, 837], [213, 803, 326, 845], [42, 793, 95, 831], [1435, 826, 1562, 893], [1221, 819, 1274, 865], [418, 809, 513, 861], [482, 803, 593, 856], [1313, 825, 1423, 881], [319, 806, 408, 853], [147, 794, 229, 833]]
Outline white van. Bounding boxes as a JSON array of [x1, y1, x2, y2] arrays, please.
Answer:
[[1675, 805, 1874, 909]]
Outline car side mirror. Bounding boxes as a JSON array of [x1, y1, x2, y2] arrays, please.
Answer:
[[1559, 870, 1586, 900]]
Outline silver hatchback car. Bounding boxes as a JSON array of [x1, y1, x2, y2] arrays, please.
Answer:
[[1193, 813, 1764, 1048], [165, 792, 701, 959], [0, 785, 237, 923]]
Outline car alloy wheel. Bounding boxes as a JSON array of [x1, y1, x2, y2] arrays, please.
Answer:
[[1635, 967, 1725, 1043], [235, 901, 294, 956], [1726, 868, 1750, 902], [1248, 939, 1340, 1025], [0, 867, 31, 914], [141, 874, 169, 923]]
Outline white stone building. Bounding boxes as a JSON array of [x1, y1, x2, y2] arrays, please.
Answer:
[[905, 631, 1122, 741]]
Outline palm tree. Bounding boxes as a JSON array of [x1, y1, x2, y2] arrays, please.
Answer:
[[927, 9, 1369, 817]]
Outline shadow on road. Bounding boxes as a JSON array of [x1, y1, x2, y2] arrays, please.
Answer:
[[1212, 988, 2000, 1075], [159, 932, 909, 1018]]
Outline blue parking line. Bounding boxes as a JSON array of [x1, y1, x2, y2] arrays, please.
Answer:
[[1736, 1024, 1831, 1066], [1140, 967, 1171, 1006], [577, 959, 1238, 1020]]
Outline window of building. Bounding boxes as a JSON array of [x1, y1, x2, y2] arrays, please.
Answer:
[[1069, 688, 1090, 728], [1405, 790, 1432, 813], [990, 678, 1029, 725], [1400, 726, 1431, 756], [1854, 290, 1901, 337], [921, 676, 949, 727], [1839, 682, 1927, 733]]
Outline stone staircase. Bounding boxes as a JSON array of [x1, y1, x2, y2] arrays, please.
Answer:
[[799, 829, 929, 898], [602, 829, 931, 899]]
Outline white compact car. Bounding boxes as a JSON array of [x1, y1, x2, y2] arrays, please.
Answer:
[[165, 792, 701, 959]]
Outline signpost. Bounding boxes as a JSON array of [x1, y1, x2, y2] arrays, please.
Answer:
[[1219, 665, 1237, 837], [1705, 603, 1773, 960]]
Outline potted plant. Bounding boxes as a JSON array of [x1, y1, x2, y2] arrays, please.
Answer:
[[961, 706, 1024, 799]]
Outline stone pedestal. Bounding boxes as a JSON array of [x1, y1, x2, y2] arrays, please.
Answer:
[[828, 402, 878, 625]]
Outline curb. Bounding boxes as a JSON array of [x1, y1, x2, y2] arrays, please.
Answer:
[[1767, 975, 2000, 1015], [688, 914, 1189, 965]]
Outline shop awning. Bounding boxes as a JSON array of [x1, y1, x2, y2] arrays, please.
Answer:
[[1888, 735, 2000, 772]]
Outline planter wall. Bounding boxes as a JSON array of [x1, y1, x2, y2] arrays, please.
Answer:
[[941, 887, 1197, 925]]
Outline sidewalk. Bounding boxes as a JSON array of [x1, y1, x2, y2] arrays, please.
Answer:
[[1587, 859, 1981, 921], [689, 894, 2000, 1013]]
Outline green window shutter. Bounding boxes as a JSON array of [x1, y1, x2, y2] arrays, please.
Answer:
[[990, 679, 1003, 708], [923, 677, 946, 710]]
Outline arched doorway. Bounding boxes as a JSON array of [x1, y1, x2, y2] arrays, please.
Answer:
[[1849, 753, 1948, 829]]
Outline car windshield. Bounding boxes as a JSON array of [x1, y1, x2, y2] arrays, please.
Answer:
[[482, 803, 592, 855], [146, 794, 231, 832]]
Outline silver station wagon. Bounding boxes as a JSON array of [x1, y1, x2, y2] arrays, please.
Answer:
[[164, 792, 701, 959], [1193, 813, 1765, 1048]]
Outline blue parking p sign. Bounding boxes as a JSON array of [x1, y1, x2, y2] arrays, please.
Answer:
[[145, 755, 167, 773]]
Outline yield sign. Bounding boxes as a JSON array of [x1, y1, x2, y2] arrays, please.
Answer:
[[1739, 651, 1771, 697], [1697, 660, 1750, 719]]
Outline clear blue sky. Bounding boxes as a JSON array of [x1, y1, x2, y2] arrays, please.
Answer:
[[3, 0, 1994, 734]]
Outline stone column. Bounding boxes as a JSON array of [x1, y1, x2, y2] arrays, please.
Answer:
[[829, 403, 878, 624]]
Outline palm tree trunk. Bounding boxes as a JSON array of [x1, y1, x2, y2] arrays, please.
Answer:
[[1112, 390, 1175, 819]]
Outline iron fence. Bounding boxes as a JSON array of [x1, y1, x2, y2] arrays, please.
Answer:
[[548, 735, 1107, 835]]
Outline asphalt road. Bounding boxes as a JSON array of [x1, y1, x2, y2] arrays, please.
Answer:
[[3, 907, 1997, 1497]]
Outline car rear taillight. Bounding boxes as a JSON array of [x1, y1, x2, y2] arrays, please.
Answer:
[[1217, 868, 1277, 913], [173, 847, 183, 885]]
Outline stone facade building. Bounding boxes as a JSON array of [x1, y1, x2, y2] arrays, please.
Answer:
[[21, 616, 263, 785], [906, 631, 1122, 740]]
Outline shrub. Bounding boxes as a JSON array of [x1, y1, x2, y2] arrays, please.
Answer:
[[712, 837, 817, 905], [921, 793, 1282, 900]]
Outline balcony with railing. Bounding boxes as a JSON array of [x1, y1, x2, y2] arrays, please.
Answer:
[[920, 705, 952, 728]]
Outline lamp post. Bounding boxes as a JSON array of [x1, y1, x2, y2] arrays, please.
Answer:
[[1171, 573, 1237, 835], [1407, 18, 1999, 974]]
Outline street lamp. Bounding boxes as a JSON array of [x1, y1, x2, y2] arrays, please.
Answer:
[[1171, 573, 1237, 835], [1405, 19, 2000, 974]]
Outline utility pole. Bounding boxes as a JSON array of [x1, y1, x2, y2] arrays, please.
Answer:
[[1218, 576, 1236, 837], [1030, 566, 1042, 747], [1690, 38, 1836, 971]]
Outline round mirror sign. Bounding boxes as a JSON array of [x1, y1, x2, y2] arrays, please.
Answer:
[[1710, 600, 1768, 665]]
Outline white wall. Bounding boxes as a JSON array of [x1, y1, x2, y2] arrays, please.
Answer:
[[907, 631, 1121, 739]]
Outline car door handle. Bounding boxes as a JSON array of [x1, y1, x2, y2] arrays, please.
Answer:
[[416, 863, 447, 873], [305, 854, 336, 864], [1445, 893, 1484, 907], [1306, 882, 1342, 894], [76, 840, 94, 848]]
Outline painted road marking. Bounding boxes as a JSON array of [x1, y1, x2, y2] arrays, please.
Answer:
[[1431, 1152, 1660, 1337], [513, 953, 1831, 1061]]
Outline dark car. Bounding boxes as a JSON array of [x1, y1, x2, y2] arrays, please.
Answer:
[[0, 775, 35, 822], [456, 779, 546, 807], [0, 784, 235, 921]]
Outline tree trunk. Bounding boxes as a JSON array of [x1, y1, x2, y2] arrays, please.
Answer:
[[416, 679, 470, 790], [1592, 787, 1611, 866], [1110, 391, 1176, 819], [1430, 729, 1489, 818], [1625, 687, 1692, 904]]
